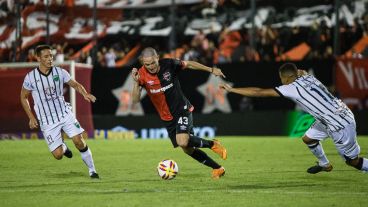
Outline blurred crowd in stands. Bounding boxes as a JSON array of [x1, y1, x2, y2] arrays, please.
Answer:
[[1, 0, 368, 67]]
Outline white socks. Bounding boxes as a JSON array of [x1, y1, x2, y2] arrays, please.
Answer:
[[80, 146, 97, 175], [307, 142, 330, 167], [361, 158, 368, 172], [61, 143, 67, 153]]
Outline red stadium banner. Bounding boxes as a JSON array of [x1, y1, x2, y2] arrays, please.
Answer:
[[0, 4, 119, 56], [336, 58, 368, 110], [0, 1, 363, 55]]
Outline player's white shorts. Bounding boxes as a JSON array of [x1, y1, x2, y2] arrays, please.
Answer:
[[40, 113, 84, 152], [305, 121, 360, 160]]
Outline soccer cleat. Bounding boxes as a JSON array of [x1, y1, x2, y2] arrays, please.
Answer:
[[90, 172, 100, 179], [63, 147, 73, 158], [307, 162, 333, 174], [211, 140, 227, 160], [212, 167, 225, 179]]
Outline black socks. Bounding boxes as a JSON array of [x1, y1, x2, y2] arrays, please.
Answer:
[[187, 136, 214, 148], [189, 149, 221, 169]]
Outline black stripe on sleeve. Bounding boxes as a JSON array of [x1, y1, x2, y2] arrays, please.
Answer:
[[274, 88, 284, 97]]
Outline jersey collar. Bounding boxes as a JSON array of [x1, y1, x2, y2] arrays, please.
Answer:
[[37, 66, 53, 77]]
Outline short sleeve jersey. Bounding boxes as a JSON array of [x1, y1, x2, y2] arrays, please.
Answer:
[[23, 67, 72, 125], [137, 58, 193, 121], [275, 74, 355, 132]]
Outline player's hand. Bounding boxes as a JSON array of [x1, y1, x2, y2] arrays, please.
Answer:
[[219, 83, 232, 92], [212, 67, 226, 78], [84, 93, 96, 103], [132, 68, 140, 82], [29, 116, 38, 129]]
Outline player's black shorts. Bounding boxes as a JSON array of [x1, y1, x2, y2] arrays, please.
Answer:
[[164, 110, 194, 148]]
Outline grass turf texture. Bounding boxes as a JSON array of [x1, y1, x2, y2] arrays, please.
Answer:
[[0, 137, 367, 207]]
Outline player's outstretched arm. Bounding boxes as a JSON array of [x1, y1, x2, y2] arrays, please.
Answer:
[[219, 83, 280, 97], [131, 68, 142, 104], [67, 80, 96, 103], [20, 87, 38, 129], [183, 61, 226, 78]]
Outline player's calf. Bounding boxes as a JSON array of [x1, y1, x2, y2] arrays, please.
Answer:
[[72, 134, 87, 150], [51, 147, 64, 160], [345, 157, 368, 172]]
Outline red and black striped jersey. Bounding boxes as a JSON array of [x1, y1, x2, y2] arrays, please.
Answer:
[[138, 58, 193, 121]]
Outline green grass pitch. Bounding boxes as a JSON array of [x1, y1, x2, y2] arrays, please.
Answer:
[[0, 137, 367, 207]]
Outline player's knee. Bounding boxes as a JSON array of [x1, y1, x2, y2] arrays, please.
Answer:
[[73, 134, 86, 150], [52, 147, 63, 160], [181, 146, 194, 155], [176, 136, 189, 148], [52, 152, 63, 160], [302, 135, 317, 145], [176, 139, 188, 148], [75, 142, 85, 150]]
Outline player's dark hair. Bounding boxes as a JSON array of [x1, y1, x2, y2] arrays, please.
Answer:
[[35, 45, 52, 57], [279, 62, 297, 76]]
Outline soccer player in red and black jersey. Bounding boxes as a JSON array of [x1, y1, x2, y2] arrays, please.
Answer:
[[131, 47, 227, 179]]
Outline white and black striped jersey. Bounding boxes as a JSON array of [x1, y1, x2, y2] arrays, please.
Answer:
[[275, 74, 355, 132], [23, 66, 72, 126]]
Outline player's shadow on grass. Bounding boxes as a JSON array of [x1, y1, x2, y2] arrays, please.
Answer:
[[49, 171, 86, 178]]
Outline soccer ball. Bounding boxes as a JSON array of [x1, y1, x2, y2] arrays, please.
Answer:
[[157, 159, 179, 180]]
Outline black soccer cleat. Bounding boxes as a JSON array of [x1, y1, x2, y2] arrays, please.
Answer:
[[90, 172, 100, 179], [64, 147, 73, 158], [307, 162, 333, 174]]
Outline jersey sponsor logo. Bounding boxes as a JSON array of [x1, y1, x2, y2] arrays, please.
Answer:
[[53, 75, 60, 82], [163, 72, 171, 81], [44, 87, 56, 97], [150, 83, 173, 94], [147, 80, 154, 85], [45, 96, 60, 101]]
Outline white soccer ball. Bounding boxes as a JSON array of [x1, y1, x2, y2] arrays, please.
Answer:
[[157, 159, 179, 180]]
